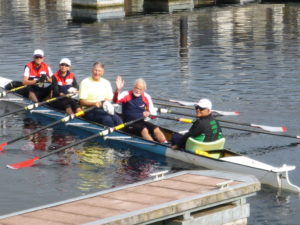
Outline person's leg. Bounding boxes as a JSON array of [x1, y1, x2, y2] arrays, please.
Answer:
[[69, 99, 81, 113], [100, 114, 115, 127], [65, 106, 73, 115], [144, 122, 168, 143], [153, 127, 168, 143], [111, 114, 123, 126], [28, 91, 38, 102], [171, 133, 183, 145], [141, 127, 154, 141], [83, 109, 97, 122]]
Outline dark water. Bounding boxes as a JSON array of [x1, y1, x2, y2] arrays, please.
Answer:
[[1, 1, 300, 224]]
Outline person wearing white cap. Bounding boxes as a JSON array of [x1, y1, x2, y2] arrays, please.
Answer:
[[22, 49, 53, 102], [50, 58, 81, 115], [171, 98, 223, 150]]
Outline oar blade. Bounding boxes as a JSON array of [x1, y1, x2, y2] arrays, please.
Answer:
[[251, 124, 287, 132], [169, 99, 195, 106], [7, 157, 40, 169], [214, 110, 240, 116], [168, 100, 240, 116], [0, 142, 8, 151]]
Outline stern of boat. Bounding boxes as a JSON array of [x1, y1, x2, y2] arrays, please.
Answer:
[[273, 164, 300, 193]]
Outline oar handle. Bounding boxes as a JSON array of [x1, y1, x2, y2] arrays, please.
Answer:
[[155, 115, 193, 123], [0, 94, 75, 118], [0, 85, 27, 97]]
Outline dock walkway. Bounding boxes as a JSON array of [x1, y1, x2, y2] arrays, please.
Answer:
[[0, 170, 260, 225]]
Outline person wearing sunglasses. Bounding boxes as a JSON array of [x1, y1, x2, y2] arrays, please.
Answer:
[[22, 49, 53, 102], [50, 58, 81, 115], [171, 98, 223, 150]]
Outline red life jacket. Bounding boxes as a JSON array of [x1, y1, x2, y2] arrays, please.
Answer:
[[54, 71, 75, 86], [114, 90, 150, 111], [25, 61, 51, 79], [53, 71, 75, 94]]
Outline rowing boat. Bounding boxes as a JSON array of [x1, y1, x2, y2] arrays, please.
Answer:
[[0, 76, 299, 192]]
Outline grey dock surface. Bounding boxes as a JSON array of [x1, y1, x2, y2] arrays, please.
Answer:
[[0, 170, 260, 225]]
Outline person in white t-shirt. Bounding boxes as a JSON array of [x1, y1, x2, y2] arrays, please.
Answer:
[[79, 62, 122, 127]]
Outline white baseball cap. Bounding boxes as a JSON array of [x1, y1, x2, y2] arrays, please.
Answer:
[[195, 98, 212, 110], [59, 58, 71, 66], [33, 49, 44, 57]]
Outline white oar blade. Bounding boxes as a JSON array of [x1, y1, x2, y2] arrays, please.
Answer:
[[251, 124, 287, 132], [213, 110, 240, 116], [168, 99, 240, 116], [169, 99, 196, 106]]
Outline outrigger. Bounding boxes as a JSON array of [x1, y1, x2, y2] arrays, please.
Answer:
[[0, 76, 299, 193]]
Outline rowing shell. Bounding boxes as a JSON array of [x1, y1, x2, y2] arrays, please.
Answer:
[[1, 77, 299, 193]]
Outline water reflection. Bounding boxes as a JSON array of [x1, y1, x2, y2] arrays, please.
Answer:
[[179, 15, 189, 76], [75, 144, 158, 191], [144, 0, 194, 13], [72, 7, 125, 23], [22, 118, 49, 151]]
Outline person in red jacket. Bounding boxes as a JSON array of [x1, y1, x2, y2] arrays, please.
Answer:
[[113, 75, 167, 143], [51, 58, 81, 115], [22, 49, 53, 102]]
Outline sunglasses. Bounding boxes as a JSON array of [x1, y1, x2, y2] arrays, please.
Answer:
[[34, 56, 43, 59], [60, 63, 69, 67], [195, 106, 206, 111]]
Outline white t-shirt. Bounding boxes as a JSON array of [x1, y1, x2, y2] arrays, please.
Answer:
[[79, 77, 113, 102]]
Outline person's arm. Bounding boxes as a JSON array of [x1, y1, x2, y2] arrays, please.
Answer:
[[22, 66, 38, 85], [145, 93, 156, 116], [79, 99, 102, 108], [176, 120, 204, 149], [72, 77, 79, 89], [51, 76, 60, 97], [113, 75, 124, 103], [46, 66, 53, 83]]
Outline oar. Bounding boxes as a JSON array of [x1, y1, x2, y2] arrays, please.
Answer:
[[154, 101, 240, 116], [0, 106, 96, 151], [156, 115, 300, 140], [221, 124, 300, 140], [0, 85, 27, 98], [157, 108, 286, 132], [7, 117, 144, 169], [0, 94, 74, 118]]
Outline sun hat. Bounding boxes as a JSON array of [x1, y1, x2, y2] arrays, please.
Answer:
[[195, 98, 212, 110], [33, 49, 44, 57], [59, 58, 71, 66]]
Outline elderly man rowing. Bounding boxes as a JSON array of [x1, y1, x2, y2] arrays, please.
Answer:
[[113, 75, 167, 144]]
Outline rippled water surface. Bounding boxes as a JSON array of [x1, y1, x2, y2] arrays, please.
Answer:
[[1, 1, 300, 224]]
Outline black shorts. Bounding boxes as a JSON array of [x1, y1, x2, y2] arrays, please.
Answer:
[[123, 121, 158, 136], [28, 85, 51, 101], [50, 98, 80, 112]]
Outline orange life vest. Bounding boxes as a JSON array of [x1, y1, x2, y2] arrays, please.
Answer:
[[53, 71, 75, 94], [25, 61, 51, 80]]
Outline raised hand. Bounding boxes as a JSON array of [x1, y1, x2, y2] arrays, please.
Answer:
[[115, 75, 124, 92]]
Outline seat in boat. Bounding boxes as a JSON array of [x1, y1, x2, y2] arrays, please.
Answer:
[[185, 137, 225, 159]]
